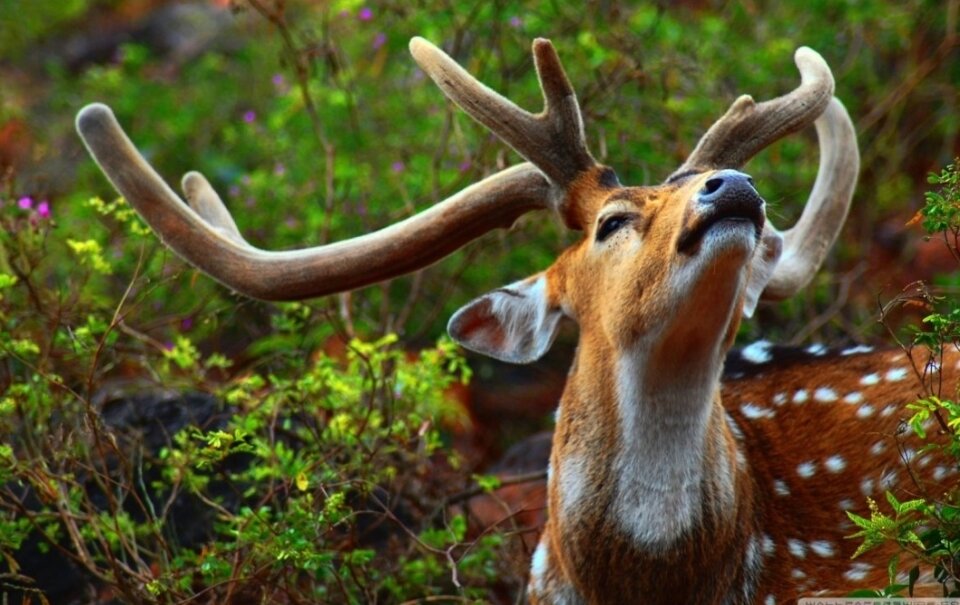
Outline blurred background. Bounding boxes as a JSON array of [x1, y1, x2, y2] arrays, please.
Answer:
[[0, 0, 958, 602], [3, 0, 959, 434]]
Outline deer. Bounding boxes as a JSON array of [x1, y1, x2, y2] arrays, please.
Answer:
[[74, 36, 958, 604]]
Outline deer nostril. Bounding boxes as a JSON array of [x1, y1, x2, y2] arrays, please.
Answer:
[[702, 177, 725, 195]]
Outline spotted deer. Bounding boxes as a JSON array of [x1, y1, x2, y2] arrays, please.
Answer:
[[75, 37, 956, 604]]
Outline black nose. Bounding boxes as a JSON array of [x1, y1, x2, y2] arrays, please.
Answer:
[[697, 169, 756, 205]]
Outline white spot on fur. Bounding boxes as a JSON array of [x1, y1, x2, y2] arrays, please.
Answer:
[[791, 568, 806, 579], [880, 469, 898, 489], [741, 402, 775, 419], [843, 562, 873, 582], [743, 535, 763, 601], [843, 391, 864, 404], [762, 534, 775, 555], [814, 387, 838, 402], [824, 455, 846, 473], [860, 478, 875, 496], [742, 340, 773, 364], [773, 479, 790, 497], [934, 466, 948, 481], [857, 404, 875, 418], [530, 540, 548, 594], [787, 539, 806, 558], [860, 373, 880, 386], [725, 412, 745, 441], [793, 389, 808, 404], [902, 448, 917, 463], [870, 441, 886, 455], [810, 540, 836, 557], [797, 461, 816, 478], [772, 392, 787, 406], [842, 344, 873, 356], [885, 367, 908, 382], [839, 498, 855, 510], [806, 343, 827, 356], [765, 596, 776, 605], [881, 404, 896, 417], [557, 454, 589, 518]]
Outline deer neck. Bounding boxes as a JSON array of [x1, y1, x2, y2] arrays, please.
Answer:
[[553, 318, 753, 554], [549, 329, 759, 601], [612, 340, 740, 542]]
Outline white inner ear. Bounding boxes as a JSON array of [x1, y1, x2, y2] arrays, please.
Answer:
[[742, 224, 784, 318], [447, 274, 563, 364]]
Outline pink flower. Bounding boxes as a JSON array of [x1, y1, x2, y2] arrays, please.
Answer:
[[243, 110, 256, 123], [17, 196, 32, 210], [372, 32, 386, 50], [391, 161, 405, 173], [36, 200, 50, 218], [509, 16, 523, 28], [458, 160, 472, 172], [358, 7, 373, 21]]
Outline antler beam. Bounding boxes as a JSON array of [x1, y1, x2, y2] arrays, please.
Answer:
[[76, 104, 551, 301]]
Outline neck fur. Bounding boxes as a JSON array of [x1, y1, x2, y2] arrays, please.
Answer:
[[610, 344, 738, 551]]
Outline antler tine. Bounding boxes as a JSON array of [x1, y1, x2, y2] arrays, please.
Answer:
[[761, 96, 859, 299], [76, 103, 552, 301], [181, 172, 247, 246], [409, 37, 597, 202], [670, 47, 835, 177]]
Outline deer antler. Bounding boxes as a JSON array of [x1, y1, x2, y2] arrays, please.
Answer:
[[77, 104, 551, 300], [671, 47, 835, 175], [670, 47, 858, 301], [410, 37, 601, 228], [76, 38, 603, 301], [761, 97, 858, 299]]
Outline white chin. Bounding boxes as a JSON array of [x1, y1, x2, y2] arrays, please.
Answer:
[[700, 222, 757, 258]]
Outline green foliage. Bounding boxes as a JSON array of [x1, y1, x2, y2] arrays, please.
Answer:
[[849, 160, 960, 597], [0, 183, 517, 601]]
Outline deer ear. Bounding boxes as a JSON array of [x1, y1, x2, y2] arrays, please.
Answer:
[[742, 224, 784, 318], [448, 274, 562, 364]]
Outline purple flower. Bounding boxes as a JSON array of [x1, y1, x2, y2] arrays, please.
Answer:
[[228, 184, 241, 198], [372, 32, 387, 50], [274, 162, 286, 176], [180, 317, 194, 331], [272, 73, 285, 87], [36, 200, 50, 218], [458, 160, 472, 172], [243, 110, 256, 124], [509, 16, 523, 28], [17, 196, 32, 210], [358, 7, 373, 21], [391, 161, 405, 173]]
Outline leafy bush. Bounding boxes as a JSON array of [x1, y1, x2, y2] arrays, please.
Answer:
[[848, 159, 960, 597], [0, 193, 520, 602]]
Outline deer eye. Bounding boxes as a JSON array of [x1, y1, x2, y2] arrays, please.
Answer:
[[596, 214, 632, 242]]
